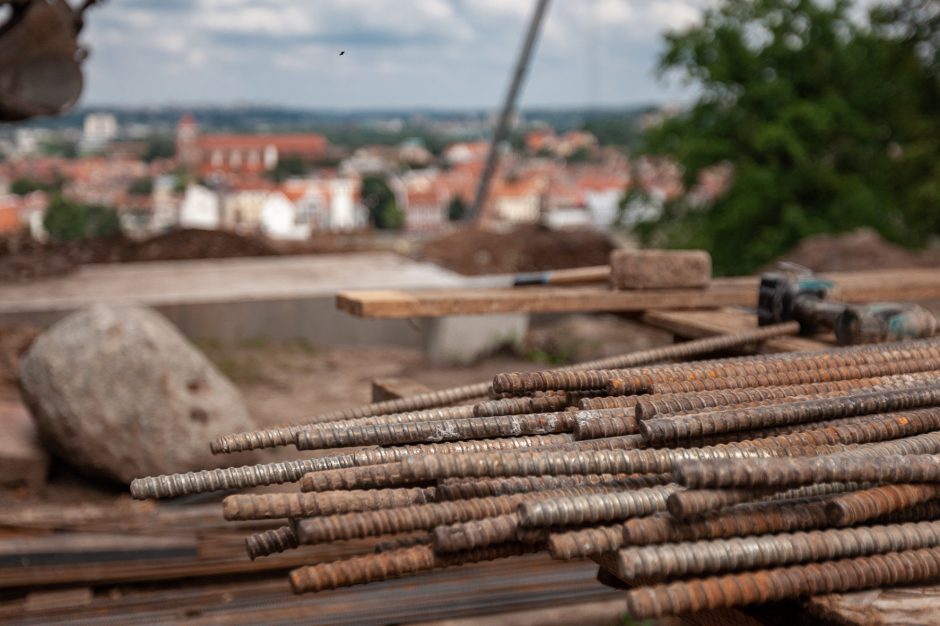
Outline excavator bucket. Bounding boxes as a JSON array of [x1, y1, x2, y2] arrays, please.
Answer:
[[0, 0, 87, 121]]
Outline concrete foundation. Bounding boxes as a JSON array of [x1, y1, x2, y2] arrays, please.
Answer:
[[0, 253, 529, 364]]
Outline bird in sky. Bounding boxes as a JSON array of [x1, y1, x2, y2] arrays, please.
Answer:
[[339, 51, 345, 56]]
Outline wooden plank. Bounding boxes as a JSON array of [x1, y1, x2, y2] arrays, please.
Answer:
[[337, 268, 940, 319], [643, 308, 834, 353]]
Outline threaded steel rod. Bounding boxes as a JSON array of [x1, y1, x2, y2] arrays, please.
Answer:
[[245, 525, 299, 560], [288, 542, 537, 594], [623, 546, 940, 619], [222, 486, 438, 520], [641, 386, 940, 444], [676, 451, 940, 490], [617, 520, 940, 581], [548, 523, 626, 560], [296, 411, 579, 450]]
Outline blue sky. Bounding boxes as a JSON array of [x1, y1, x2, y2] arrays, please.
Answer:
[[80, 0, 706, 109]]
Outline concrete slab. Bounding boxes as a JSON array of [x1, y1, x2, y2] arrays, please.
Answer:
[[0, 253, 528, 363]]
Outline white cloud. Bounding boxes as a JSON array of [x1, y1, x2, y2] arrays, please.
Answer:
[[79, 0, 703, 108]]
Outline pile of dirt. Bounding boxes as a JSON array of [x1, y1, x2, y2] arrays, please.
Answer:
[[0, 229, 279, 283], [421, 224, 615, 276], [772, 228, 940, 272]]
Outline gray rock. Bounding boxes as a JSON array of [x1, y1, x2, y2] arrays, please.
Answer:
[[19, 305, 256, 483]]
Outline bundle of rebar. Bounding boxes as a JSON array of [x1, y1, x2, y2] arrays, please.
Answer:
[[130, 329, 940, 620]]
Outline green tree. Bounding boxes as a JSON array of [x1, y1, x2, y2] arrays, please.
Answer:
[[633, 0, 940, 275], [268, 156, 309, 182], [362, 175, 402, 230], [128, 177, 154, 196], [43, 195, 121, 242], [143, 136, 176, 163], [10, 177, 62, 196], [448, 195, 467, 222]]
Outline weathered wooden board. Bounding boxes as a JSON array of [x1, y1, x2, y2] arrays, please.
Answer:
[[337, 268, 940, 319]]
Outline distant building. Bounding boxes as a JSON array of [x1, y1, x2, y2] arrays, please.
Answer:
[[175, 115, 329, 174], [396, 170, 449, 233], [82, 113, 118, 152], [179, 184, 221, 230]]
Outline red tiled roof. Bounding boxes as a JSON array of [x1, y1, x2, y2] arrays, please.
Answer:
[[199, 134, 328, 156]]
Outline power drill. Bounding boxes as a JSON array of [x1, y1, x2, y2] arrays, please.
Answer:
[[757, 264, 937, 345]]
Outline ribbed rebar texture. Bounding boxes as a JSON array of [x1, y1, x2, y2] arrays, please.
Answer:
[[288, 542, 537, 593], [245, 525, 298, 560], [676, 451, 940, 489], [473, 395, 573, 417], [492, 322, 802, 394], [294, 484, 614, 544], [641, 386, 940, 444], [666, 482, 867, 520], [398, 445, 797, 484], [646, 357, 940, 395], [130, 454, 359, 499], [519, 485, 678, 527], [435, 473, 670, 500], [297, 411, 579, 450], [222, 487, 437, 520], [618, 520, 940, 580], [623, 546, 940, 619], [548, 523, 626, 559], [825, 484, 940, 526], [213, 382, 492, 453]]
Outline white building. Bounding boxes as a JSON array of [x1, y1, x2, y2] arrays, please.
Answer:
[[179, 185, 220, 230], [81, 113, 118, 152], [260, 191, 310, 240]]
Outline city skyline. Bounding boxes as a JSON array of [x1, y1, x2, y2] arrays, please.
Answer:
[[80, 0, 704, 110]]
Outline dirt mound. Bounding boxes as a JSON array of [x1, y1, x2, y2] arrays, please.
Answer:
[[0, 229, 280, 283], [771, 229, 940, 272], [421, 224, 615, 276], [86, 229, 279, 264]]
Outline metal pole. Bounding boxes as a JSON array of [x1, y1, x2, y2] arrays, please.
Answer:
[[470, 0, 551, 224]]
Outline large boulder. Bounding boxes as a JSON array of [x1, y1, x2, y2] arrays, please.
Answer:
[[19, 305, 256, 483]]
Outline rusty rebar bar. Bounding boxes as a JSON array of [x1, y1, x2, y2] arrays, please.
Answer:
[[825, 483, 940, 526], [525, 340, 940, 396], [294, 484, 619, 544], [288, 542, 538, 593], [296, 411, 579, 450], [617, 520, 940, 581], [219, 323, 808, 454], [213, 382, 492, 453], [548, 523, 626, 559], [222, 486, 437, 520], [491, 322, 804, 394], [622, 546, 940, 619], [135, 432, 573, 499], [634, 373, 940, 420], [394, 444, 810, 485], [245, 525, 298, 560], [666, 482, 870, 519], [518, 485, 679, 528], [473, 395, 574, 417], [621, 497, 835, 546], [434, 473, 670, 500], [572, 408, 639, 440], [676, 451, 940, 490], [645, 358, 940, 395], [640, 386, 940, 444], [432, 513, 526, 553]]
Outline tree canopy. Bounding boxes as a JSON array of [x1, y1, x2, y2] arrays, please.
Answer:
[[634, 0, 940, 275], [43, 195, 121, 242]]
